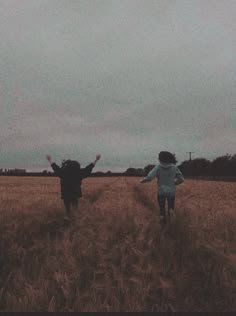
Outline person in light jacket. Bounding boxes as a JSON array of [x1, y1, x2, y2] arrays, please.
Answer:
[[140, 151, 184, 226], [46, 154, 101, 218]]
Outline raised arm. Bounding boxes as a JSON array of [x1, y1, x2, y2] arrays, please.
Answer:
[[46, 155, 61, 175], [46, 155, 52, 164], [93, 154, 101, 166], [140, 165, 159, 183], [81, 154, 101, 178]]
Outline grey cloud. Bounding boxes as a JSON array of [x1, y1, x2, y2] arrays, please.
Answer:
[[1, 0, 236, 170]]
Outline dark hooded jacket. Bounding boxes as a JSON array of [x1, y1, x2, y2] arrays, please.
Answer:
[[51, 161, 94, 200]]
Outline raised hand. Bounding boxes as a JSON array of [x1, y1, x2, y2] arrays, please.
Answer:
[[46, 155, 52, 163], [93, 154, 101, 165], [96, 154, 101, 161]]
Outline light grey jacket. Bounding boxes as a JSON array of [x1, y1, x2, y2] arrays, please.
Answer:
[[140, 163, 184, 196]]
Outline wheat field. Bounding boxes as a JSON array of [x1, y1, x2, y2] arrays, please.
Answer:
[[0, 176, 235, 312]]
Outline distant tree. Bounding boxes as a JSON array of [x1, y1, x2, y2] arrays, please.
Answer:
[[123, 168, 144, 176], [178, 153, 236, 177], [211, 154, 235, 176], [124, 168, 137, 176], [136, 168, 145, 176], [230, 154, 236, 177], [93, 171, 105, 177], [178, 160, 191, 176], [179, 158, 211, 176], [144, 164, 155, 176]]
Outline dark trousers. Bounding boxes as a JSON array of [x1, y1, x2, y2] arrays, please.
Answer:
[[63, 198, 79, 215], [157, 195, 175, 219]]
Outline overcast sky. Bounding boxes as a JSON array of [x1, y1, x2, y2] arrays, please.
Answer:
[[1, 0, 236, 172]]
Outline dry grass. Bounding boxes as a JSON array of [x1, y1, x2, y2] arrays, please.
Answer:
[[0, 176, 235, 312]]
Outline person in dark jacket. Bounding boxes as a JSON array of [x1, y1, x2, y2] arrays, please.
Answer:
[[46, 154, 101, 217]]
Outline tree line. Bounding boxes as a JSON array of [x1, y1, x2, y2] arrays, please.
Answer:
[[178, 154, 236, 177], [139, 153, 236, 178], [0, 153, 235, 178]]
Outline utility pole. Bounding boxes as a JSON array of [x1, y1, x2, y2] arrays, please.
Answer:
[[186, 151, 194, 161]]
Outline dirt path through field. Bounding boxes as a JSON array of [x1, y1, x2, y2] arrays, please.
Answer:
[[85, 177, 157, 217], [73, 177, 177, 311]]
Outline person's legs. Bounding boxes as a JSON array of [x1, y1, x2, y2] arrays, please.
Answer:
[[63, 199, 72, 217], [157, 195, 167, 225], [167, 196, 176, 222], [71, 198, 78, 209], [167, 196, 175, 210]]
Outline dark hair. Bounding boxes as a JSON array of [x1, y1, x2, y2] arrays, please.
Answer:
[[158, 151, 177, 164], [61, 160, 81, 174]]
